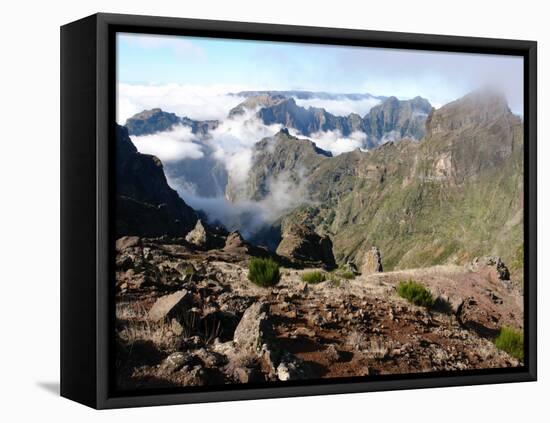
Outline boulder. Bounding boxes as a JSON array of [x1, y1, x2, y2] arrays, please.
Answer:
[[115, 236, 142, 252], [233, 302, 274, 354], [159, 351, 194, 374], [185, 219, 209, 248], [276, 352, 315, 381], [224, 231, 248, 251], [361, 246, 383, 275], [147, 289, 192, 322], [276, 223, 336, 269]]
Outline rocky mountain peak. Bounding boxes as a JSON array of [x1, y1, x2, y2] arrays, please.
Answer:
[[125, 108, 181, 136], [228, 94, 287, 118], [426, 89, 512, 136]]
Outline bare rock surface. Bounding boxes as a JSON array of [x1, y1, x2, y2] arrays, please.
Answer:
[[115, 238, 523, 391], [361, 246, 383, 275], [276, 223, 336, 269], [147, 290, 191, 322]]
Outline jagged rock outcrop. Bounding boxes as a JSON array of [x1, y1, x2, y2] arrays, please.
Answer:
[[233, 302, 274, 354], [421, 89, 522, 184], [115, 125, 198, 237], [469, 256, 511, 283], [257, 97, 364, 136], [223, 231, 250, 254], [362, 96, 432, 147], [185, 219, 209, 248], [361, 247, 383, 275], [276, 223, 336, 269]]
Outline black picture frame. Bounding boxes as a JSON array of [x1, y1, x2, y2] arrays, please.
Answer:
[[61, 12, 537, 409]]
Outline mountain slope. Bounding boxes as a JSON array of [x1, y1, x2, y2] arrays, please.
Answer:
[[225, 128, 332, 203], [242, 91, 524, 275], [116, 125, 199, 237]]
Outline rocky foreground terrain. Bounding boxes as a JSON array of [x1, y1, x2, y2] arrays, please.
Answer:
[[115, 233, 523, 390]]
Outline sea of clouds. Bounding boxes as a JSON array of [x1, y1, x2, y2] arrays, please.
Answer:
[[119, 84, 382, 239]]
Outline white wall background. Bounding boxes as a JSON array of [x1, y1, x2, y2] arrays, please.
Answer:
[[0, 0, 546, 420]]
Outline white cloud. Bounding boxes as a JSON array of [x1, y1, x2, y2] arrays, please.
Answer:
[[130, 124, 204, 162], [175, 171, 311, 239], [207, 109, 283, 191], [294, 97, 381, 117], [117, 83, 248, 123], [298, 129, 366, 155]]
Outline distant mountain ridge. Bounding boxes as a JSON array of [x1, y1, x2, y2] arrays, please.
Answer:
[[232, 93, 432, 148], [238, 90, 524, 274], [125, 108, 218, 136], [125, 91, 431, 150]]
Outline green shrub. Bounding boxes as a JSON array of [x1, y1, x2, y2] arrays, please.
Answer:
[[329, 267, 356, 280], [396, 280, 435, 308], [301, 271, 326, 284], [494, 327, 524, 360], [340, 271, 356, 280], [248, 257, 280, 287]]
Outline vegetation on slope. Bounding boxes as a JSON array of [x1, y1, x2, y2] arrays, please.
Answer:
[[494, 327, 524, 360], [248, 257, 280, 287]]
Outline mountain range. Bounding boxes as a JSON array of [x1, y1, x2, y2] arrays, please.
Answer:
[[243, 90, 523, 273], [123, 91, 433, 198], [118, 89, 523, 278]]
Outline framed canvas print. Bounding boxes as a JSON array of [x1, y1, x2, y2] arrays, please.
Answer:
[[60, 13, 537, 409]]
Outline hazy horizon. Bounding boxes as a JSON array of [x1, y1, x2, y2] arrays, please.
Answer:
[[117, 32, 524, 122]]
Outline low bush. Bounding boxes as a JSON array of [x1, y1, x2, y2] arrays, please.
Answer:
[[301, 271, 326, 284], [494, 327, 524, 360], [248, 257, 280, 287], [396, 280, 435, 308], [340, 270, 356, 280]]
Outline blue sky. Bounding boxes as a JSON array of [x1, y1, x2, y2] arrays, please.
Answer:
[[117, 32, 524, 114]]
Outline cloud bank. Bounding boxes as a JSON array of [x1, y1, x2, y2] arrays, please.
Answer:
[[303, 130, 366, 155], [117, 83, 247, 123], [130, 125, 204, 162]]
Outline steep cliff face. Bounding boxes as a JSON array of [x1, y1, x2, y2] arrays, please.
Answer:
[[256, 97, 364, 136], [242, 91, 523, 274], [115, 125, 198, 237], [420, 90, 522, 184], [362, 96, 432, 147]]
